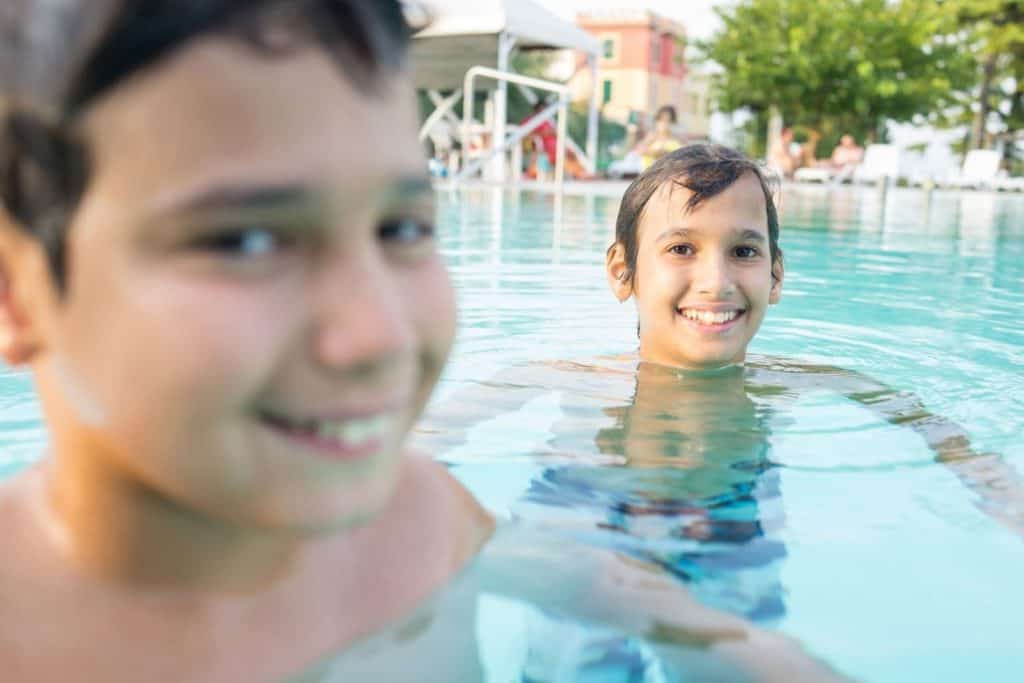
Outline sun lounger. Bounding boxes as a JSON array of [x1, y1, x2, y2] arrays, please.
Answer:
[[994, 176, 1024, 192], [793, 166, 834, 183], [942, 149, 1002, 190], [852, 144, 902, 184]]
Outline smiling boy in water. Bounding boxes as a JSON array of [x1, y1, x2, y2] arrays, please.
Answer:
[[418, 145, 1024, 554], [603, 144, 1023, 509], [0, 1, 498, 678], [605, 144, 783, 369]]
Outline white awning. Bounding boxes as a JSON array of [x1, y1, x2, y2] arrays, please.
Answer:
[[412, 0, 600, 90]]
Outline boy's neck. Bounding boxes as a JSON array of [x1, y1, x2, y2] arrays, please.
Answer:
[[39, 451, 309, 592]]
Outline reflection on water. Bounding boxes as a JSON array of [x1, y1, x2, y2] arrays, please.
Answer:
[[512, 361, 788, 622]]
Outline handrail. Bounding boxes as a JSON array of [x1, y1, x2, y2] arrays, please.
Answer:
[[459, 66, 568, 189], [418, 88, 462, 142], [456, 99, 563, 182]]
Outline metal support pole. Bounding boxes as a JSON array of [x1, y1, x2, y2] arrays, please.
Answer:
[[586, 54, 600, 174], [555, 92, 567, 190], [491, 32, 516, 183]]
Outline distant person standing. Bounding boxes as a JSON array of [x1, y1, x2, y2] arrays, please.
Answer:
[[635, 105, 683, 170], [768, 127, 801, 178]]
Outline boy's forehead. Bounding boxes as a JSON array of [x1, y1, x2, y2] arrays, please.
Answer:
[[638, 174, 767, 237], [79, 36, 422, 217]]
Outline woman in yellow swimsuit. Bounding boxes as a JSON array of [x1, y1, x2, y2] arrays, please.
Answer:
[[636, 105, 683, 170]]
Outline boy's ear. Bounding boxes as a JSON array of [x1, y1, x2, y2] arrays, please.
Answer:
[[0, 227, 46, 367], [769, 256, 784, 305], [606, 242, 633, 302]]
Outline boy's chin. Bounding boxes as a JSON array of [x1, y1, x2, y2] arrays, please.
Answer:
[[236, 494, 396, 537], [205, 465, 404, 537], [641, 338, 745, 371]]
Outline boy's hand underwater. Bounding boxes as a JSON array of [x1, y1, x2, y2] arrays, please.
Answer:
[[478, 524, 846, 681]]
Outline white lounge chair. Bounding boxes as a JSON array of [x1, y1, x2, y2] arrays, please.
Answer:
[[906, 144, 960, 187], [607, 151, 642, 179], [942, 149, 1002, 190], [793, 166, 834, 183], [852, 144, 903, 184], [994, 175, 1024, 192]]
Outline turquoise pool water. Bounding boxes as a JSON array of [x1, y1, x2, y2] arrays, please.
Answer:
[[418, 184, 1024, 681], [2, 183, 1023, 681]]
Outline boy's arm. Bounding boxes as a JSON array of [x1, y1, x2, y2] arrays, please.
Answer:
[[414, 359, 628, 455], [775, 363, 1024, 536], [477, 524, 846, 682], [633, 132, 656, 155], [412, 366, 548, 454]]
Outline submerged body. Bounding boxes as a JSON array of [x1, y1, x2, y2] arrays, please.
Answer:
[[417, 354, 1024, 627]]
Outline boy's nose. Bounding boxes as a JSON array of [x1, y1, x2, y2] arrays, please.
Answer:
[[693, 254, 736, 297], [310, 252, 415, 372]]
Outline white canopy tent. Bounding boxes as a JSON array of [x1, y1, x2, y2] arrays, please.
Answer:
[[412, 0, 602, 182]]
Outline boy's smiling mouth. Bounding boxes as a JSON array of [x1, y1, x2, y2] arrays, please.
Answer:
[[258, 409, 398, 461], [677, 306, 746, 330]]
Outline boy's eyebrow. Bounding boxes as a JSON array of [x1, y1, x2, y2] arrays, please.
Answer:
[[655, 227, 767, 244], [736, 229, 767, 244], [383, 176, 434, 206], [151, 176, 433, 217], [153, 183, 313, 217]]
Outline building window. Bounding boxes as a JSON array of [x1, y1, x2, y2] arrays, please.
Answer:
[[602, 79, 613, 104], [602, 38, 615, 60], [652, 39, 661, 66]]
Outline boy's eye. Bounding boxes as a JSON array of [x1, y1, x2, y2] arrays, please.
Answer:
[[378, 217, 435, 244], [734, 245, 760, 258], [194, 226, 291, 257], [668, 244, 694, 256]]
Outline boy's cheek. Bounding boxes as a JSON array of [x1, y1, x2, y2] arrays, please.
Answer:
[[409, 265, 457, 352]]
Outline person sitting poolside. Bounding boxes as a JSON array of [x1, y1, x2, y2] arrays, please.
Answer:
[[767, 127, 801, 179], [830, 134, 864, 169], [634, 105, 684, 171], [0, 2, 848, 681]]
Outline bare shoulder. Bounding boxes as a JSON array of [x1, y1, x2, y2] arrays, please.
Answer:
[[0, 468, 64, 671], [323, 454, 493, 643], [401, 454, 494, 568], [0, 467, 46, 574], [746, 356, 885, 394]]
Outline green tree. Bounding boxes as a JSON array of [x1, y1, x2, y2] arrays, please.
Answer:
[[699, 0, 975, 157], [941, 0, 1024, 151]]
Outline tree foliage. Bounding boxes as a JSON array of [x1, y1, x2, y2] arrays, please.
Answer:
[[943, 0, 1024, 148], [699, 0, 976, 154]]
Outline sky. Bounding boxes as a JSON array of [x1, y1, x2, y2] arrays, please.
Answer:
[[537, 0, 729, 41]]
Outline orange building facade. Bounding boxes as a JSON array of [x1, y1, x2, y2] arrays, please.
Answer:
[[569, 10, 710, 136]]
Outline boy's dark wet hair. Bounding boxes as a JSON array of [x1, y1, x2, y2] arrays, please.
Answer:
[[611, 143, 781, 287], [0, 0, 415, 290]]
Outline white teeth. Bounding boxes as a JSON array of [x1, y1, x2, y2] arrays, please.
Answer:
[[681, 309, 740, 325], [313, 415, 391, 445]]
